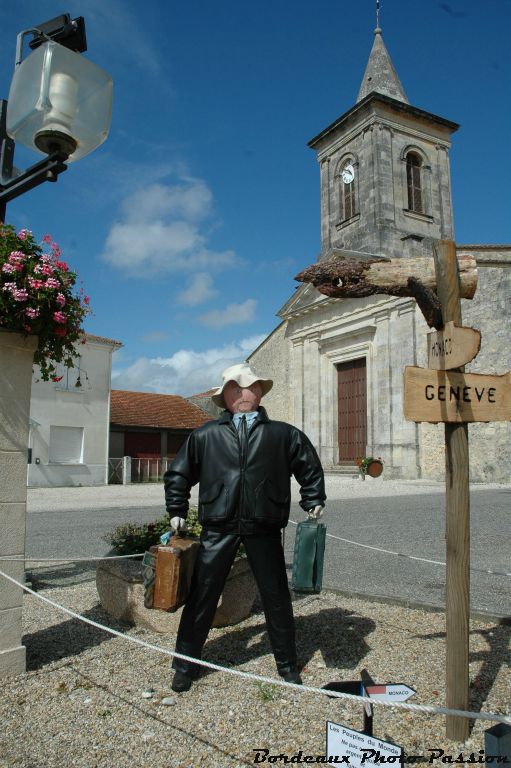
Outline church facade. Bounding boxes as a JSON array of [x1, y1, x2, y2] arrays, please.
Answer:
[[249, 28, 511, 482]]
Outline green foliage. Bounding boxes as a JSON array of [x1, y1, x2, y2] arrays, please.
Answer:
[[103, 505, 246, 557], [256, 683, 279, 702]]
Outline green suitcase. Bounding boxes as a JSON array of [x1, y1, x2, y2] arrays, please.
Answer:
[[291, 519, 326, 593]]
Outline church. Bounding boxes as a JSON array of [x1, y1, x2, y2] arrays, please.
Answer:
[[249, 26, 511, 482]]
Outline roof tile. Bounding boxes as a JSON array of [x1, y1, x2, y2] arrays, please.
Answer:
[[110, 390, 212, 430]]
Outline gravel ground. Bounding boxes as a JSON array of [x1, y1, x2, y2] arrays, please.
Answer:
[[1, 581, 509, 767]]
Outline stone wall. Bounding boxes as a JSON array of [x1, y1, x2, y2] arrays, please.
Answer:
[[248, 322, 290, 421], [0, 330, 37, 677]]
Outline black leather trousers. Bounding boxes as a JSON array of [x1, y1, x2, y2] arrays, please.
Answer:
[[172, 529, 297, 678]]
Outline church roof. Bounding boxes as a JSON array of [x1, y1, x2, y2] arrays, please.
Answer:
[[357, 27, 408, 104]]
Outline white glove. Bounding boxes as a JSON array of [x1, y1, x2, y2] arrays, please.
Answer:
[[307, 505, 324, 520], [170, 516, 187, 532]]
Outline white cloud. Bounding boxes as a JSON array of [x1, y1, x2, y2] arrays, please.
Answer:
[[140, 330, 170, 343], [100, 177, 238, 276], [199, 299, 257, 329], [111, 334, 268, 396], [177, 273, 218, 306]]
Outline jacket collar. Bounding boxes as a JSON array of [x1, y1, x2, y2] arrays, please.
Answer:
[[219, 406, 270, 424]]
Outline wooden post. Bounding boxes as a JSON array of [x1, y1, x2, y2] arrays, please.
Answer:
[[433, 240, 470, 742]]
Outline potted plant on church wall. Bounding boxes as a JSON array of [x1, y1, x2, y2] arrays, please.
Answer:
[[356, 456, 384, 479]]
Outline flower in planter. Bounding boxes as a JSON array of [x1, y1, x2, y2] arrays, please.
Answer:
[[0, 224, 92, 381], [355, 456, 384, 477]]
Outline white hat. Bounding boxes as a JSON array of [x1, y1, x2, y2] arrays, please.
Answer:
[[211, 363, 273, 408]]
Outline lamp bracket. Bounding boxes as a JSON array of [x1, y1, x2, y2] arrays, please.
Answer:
[[0, 100, 68, 210], [15, 15, 87, 66]]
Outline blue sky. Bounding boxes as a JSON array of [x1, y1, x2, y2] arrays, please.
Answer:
[[1, 1, 509, 396]]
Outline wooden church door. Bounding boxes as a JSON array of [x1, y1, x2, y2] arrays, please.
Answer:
[[337, 358, 367, 462]]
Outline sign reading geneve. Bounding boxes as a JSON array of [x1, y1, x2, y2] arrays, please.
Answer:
[[403, 366, 511, 423]]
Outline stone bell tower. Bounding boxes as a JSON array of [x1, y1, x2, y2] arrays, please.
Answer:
[[309, 27, 460, 260]]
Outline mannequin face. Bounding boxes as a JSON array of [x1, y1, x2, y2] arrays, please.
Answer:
[[223, 380, 262, 413]]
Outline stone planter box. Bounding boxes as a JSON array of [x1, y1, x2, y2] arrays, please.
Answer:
[[96, 556, 257, 633]]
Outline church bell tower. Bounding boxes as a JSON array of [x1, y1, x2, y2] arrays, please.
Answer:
[[308, 27, 460, 260]]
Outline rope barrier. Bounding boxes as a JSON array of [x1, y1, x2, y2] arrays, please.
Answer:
[[288, 520, 511, 578], [0, 567, 509, 727], [2, 520, 508, 578], [0, 556, 137, 563]]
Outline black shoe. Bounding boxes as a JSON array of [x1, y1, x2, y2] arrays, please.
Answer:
[[171, 671, 193, 692], [282, 670, 303, 685]]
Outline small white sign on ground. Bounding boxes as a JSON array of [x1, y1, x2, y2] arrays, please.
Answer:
[[326, 721, 402, 767]]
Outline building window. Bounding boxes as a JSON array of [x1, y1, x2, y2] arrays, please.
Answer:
[[339, 159, 358, 222], [406, 152, 423, 213], [49, 426, 84, 464]]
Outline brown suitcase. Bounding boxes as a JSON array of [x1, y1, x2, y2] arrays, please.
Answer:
[[142, 534, 200, 612]]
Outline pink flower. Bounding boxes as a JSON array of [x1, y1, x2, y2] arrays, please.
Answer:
[[25, 307, 40, 319], [52, 244, 62, 258], [56, 292, 66, 307], [40, 264, 54, 276], [55, 260, 68, 272], [1, 263, 15, 273], [28, 277, 45, 290], [54, 326, 67, 337], [9, 251, 25, 263], [13, 289, 28, 302], [53, 311, 67, 324], [45, 277, 60, 289], [42, 234, 53, 244], [83, 295, 90, 305], [17, 229, 31, 240], [2, 282, 17, 293]]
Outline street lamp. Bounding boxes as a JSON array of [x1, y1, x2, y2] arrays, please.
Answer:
[[0, 13, 112, 222]]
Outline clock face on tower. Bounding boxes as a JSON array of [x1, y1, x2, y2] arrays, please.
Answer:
[[341, 163, 355, 184]]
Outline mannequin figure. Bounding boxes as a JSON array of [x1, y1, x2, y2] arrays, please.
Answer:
[[164, 362, 325, 692]]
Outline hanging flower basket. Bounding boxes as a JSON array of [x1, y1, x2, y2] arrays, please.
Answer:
[[0, 225, 91, 380], [355, 456, 384, 478], [366, 459, 384, 478]]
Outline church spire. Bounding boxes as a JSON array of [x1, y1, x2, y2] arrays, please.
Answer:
[[356, 26, 409, 104]]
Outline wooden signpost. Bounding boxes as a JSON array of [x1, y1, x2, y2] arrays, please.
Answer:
[[296, 239, 505, 742]]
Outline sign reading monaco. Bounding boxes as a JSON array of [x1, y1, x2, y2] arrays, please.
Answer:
[[403, 367, 511, 423], [427, 321, 481, 370]]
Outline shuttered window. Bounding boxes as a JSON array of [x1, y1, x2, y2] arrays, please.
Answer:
[[406, 152, 423, 213], [49, 426, 84, 464]]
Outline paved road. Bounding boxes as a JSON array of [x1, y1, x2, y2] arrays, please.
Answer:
[[24, 479, 511, 618]]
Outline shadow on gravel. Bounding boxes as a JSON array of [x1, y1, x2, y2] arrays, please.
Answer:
[[413, 621, 511, 722], [202, 606, 375, 677], [27, 562, 97, 591], [23, 604, 128, 671]]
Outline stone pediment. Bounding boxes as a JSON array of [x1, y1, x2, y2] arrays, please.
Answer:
[[277, 282, 332, 319]]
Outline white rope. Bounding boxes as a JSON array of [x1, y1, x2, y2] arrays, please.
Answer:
[[0, 568, 509, 726], [0, 554, 143, 562], [3, 521, 508, 578], [288, 520, 511, 577]]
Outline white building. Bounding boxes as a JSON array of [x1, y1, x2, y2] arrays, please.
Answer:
[[28, 333, 122, 487]]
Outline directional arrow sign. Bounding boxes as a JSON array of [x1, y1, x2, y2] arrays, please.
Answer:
[[403, 367, 511, 423], [427, 321, 481, 370], [364, 684, 416, 702]]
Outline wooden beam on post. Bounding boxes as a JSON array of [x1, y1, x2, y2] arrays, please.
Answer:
[[433, 240, 470, 742]]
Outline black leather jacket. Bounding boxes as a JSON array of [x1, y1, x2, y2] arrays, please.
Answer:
[[164, 407, 326, 534]]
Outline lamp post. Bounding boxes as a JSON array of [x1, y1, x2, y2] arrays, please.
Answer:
[[0, 13, 112, 679], [0, 13, 112, 223]]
